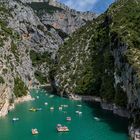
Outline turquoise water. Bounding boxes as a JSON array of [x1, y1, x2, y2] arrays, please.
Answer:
[[0, 89, 128, 140]]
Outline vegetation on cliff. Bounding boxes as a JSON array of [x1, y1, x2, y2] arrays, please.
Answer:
[[27, 2, 63, 16], [14, 77, 28, 97], [56, 0, 140, 110]]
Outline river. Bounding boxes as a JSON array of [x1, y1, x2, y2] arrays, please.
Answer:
[[0, 89, 129, 140]]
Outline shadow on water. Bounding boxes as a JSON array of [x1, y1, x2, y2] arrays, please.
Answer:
[[85, 101, 129, 134]]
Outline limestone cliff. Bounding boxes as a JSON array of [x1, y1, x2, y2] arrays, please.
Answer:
[[55, 0, 140, 136], [0, 0, 96, 115]]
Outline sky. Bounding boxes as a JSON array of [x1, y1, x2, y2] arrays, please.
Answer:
[[58, 0, 115, 14]]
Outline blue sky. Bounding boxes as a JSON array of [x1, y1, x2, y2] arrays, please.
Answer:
[[58, 0, 115, 14]]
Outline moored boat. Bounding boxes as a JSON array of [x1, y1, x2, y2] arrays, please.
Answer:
[[78, 111, 82, 115], [31, 128, 39, 135], [36, 108, 42, 111], [77, 104, 82, 107], [44, 102, 48, 105], [75, 111, 82, 115], [49, 95, 54, 98], [63, 105, 68, 108], [50, 107, 54, 110], [12, 118, 19, 121], [94, 117, 100, 121], [29, 108, 37, 112], [59, 107, 62, 110], [66, 117, 71, 121], [56, 124, 69, 132], [36, 96, 39, 99]]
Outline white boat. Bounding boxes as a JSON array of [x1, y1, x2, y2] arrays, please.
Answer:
[[75, 111, 79, 114], [36, 96, 39, 99], [50, 107, 54, 110], [59, 107, 62, 110], [56, 124, 69, 132], [37, 108, 42, 111], [31, 128, 39, 135], [12, 118, 19, 121], [66, 117, 71, 121], [94, 117, 100, 121], [75, 111, 82, 115], [78, 111, 82, 115], [63, 105, 68, 107], [77, 104, 82, 107], [49, 95, 54, 98], [44, 102, 48, 105]]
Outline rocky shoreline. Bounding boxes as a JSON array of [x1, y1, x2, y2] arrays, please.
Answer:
[[0, 94, 34, 117], [68, 94, 130, 118], [68, 93, 140, 139]]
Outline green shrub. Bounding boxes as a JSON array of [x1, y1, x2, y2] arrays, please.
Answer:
[[34, 71, 47, 84], [0, 76, 5, 84], [28, 2, 63, 16], [30, 50, 51, 66], [11, 41, 19, 62], [14, 77, 28, 97]]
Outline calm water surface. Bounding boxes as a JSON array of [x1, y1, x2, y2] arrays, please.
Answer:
[[0, 89, 129, 140]]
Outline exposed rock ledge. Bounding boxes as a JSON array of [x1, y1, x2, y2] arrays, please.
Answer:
[[68, 94, 130, 118], [0, 94, 34, 117], [14, 94, 34, 104], [101, 102, 130, 118]]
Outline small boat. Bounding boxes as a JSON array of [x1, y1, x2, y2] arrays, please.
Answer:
[[75, 111, 79, 114], [36, 96, 39, 99], [12, 118, 19, 121], [75, 111, 82, 115], [78, 111, 82, 115], [44, 102, 48, 105], [66, 117, 71, 121], [63, 105, 68, 108], [59, 107, 62, 110], [31, 128, 39, 135], [29, 108, 37, 112], [45, 93, 48, 96], [50, 107, 54, 110], [94, 117, 100, 121], [49, 95, 54, 98], [36, 108, 42, 111], [56, 124, 69, 132], [77, 104, 82, 107]]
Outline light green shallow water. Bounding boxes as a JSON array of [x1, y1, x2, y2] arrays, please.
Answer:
[[0, 89, 128, 140]]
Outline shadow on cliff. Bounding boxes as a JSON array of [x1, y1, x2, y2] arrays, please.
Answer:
[[85, 101, 129, 134]]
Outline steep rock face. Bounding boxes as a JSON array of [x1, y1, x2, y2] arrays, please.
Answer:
[[0, 0, 96, 115], [55, 0, 140, 132], [27, 1, 96, 34]]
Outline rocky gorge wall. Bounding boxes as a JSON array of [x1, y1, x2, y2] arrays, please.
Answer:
[[0, 0, 96, 116], [55, 0, 140, 138]]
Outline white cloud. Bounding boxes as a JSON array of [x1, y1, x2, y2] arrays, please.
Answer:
[[60, 0, 98, 11]]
